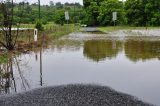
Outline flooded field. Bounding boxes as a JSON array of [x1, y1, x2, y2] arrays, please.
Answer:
[[0, 29, 160, 105]]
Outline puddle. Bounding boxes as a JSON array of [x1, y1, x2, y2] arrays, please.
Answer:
[[0, 30, 160, 105]]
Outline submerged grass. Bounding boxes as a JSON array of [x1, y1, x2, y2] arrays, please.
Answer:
[[0, 23, 80, 61]]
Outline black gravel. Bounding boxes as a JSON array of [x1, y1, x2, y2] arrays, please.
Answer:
[[0, 84, 154, 106]]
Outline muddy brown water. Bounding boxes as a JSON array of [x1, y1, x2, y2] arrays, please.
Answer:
[[0, 30, 160, 105]]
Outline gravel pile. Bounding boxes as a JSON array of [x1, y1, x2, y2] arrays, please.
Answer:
[[0, 84, 153, 106]]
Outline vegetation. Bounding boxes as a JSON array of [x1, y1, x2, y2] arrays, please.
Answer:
[[0, 1, 81, 51], [83, 0, 124, 26], [1, 0, 160, 52], [83, 0, 160, 27], [125, 0, 160, 26], [0, 1, 20, 50], [10, 2, 84, 25], [0, 55, 8, 64], [44, 24, 80, 38], [98, 0, 125, 26]]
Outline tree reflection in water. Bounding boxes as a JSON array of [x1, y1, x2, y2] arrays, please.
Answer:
[[83, 40, 123, 62], [0, 56, 30, 94], [0, 38, 160, 93], [125, 40, 160, 62], [83, 39, 160, 62]]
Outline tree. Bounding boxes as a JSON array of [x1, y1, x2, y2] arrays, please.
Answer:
[[83, 0, 103, 8], [83, 0, 92, 8], [125, 0, 160, 26], [64, 2, 70, 6], [85, 2, 99, 26], [49, 1, 54, 6], [0, 4, 2, 19], [56, 2, 63, 9], [83, 0, 105, 26], [98, 0, 125, 26], [0, 1, 19, 50], [54, 10, 65, 25]]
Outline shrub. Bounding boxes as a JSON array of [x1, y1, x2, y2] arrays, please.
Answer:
[[35, 20, 44, 31]]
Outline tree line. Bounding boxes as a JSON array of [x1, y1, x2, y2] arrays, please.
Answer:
[[0, 1, 84, 25], [83, 0, 160, 26], [1, 0, 160, 27]]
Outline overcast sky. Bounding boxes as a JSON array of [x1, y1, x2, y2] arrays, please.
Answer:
[[14, 0, 83, 5]]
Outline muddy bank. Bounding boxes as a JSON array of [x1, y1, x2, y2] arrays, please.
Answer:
[[0, 84, 153, 106]]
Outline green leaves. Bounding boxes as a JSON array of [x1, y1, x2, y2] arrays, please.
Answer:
[[35, 20, 44, 31], [98, 0, 124, 26], [125, 0, 160, 26], [83, 0, 125, 26], [54, 10, 65, 25]]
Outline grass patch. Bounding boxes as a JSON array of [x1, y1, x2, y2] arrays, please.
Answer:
[[0, 55, 9, 64], [44, 24, 80, 39], [17, 23, 80, 39], [98, 26, 160, 33]]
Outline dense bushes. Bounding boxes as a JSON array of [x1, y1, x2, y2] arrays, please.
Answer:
[[35, 20, 44, 31], [83, 0, 125, 26], [83, 0, 160, 26], [125, 0, 160, 26]]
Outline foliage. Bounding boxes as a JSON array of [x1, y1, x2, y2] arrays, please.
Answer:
[[98, 0, 125, 26], [35, 20, 44, 31], [83, 0, 125, 26], [0, 1, 19, 50], [84, 2, 99, 26], [125, 0, 160, 26], [11, 2, 83, 25], [54, 10, 65, 25], [83, 0, 160, 26]]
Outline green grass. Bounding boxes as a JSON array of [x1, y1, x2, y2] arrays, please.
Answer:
[[44, 24, 80, 39], [13, 23, 80, 39], [98, 26, 160, 33], [0, 55, 8, 64]]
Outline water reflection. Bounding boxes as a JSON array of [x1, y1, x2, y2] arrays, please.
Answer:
[[40, 49, 43, 86], [0, 37, 160, 105], [1, 39, 159, 94], [51, 39, 81, 52], [0, 56, 29, 94], [125, 40, 160, 62], [83, 40, 123, 62], [0, 58, 16, 94]]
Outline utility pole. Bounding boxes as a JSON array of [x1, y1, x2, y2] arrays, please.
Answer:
[[38, 0, 40, 20], [37, 0, 43, 86], [74, 3, 75, 25]]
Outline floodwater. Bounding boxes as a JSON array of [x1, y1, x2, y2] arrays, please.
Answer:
[[0, 29, 160, 105]]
